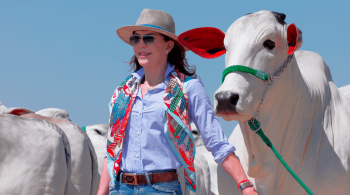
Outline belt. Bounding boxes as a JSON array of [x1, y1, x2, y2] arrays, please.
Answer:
[[119, 170, 178, 185]]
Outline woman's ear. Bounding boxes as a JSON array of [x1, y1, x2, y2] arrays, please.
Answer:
[[166, 40, 175, 53]]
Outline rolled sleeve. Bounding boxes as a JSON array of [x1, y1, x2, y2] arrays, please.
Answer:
[[187, 80, 236, 165]]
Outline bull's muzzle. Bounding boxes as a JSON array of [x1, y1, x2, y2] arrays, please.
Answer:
[[215, 91, 239, 114]]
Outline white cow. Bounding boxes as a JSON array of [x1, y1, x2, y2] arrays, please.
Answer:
[[339, 84, 350, 101], [84, 124, 109, 175], [0, 103, 72, 195], [36, 108, 71, 121], [1, 103, 99, 195], [179, 10, 350, 195]]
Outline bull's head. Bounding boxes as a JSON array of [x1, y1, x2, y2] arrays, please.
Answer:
[[179, 10, 303, 122]]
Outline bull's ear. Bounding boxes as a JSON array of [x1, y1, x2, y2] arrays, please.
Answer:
[[178, 27, 226, 59], [287, 23, 302, 55], [296, 28, 303, 51], [7, 107, 35, 116]]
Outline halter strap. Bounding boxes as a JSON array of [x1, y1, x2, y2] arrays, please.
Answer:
[[220, 55, 314, 194], [222, 65, 269, 83]]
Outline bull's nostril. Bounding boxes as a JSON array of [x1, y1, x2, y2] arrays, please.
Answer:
[[230, 94, 239, 106]]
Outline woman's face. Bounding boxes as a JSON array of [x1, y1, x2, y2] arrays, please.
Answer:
[[132, 30, 174, 68]]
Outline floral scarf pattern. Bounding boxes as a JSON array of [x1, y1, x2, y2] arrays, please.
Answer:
[[107, 68, 197, 192]]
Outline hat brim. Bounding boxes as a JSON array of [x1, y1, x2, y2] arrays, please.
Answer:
[[117, 25, 188, 51]]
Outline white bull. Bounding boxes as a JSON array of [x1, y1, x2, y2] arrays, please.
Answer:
[[0, 103, 71, 195], [84, 124, 109, 175], [1, 103, 99, 195], [179, 10, 350, 195], [36, 108, 71, 121], [339, 84, 350, 101]]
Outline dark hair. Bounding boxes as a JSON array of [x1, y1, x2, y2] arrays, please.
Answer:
[[128, 34, 197, 78]]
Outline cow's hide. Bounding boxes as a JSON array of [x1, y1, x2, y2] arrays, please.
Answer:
[[179, 10, 350, 195], [36, 108, 71, 121], [0, 102, 99, 195], [339, 84, 350, 101], [0, 114, 71, 195], [84, 124, 109, 175], [21, 113, 100, 195]]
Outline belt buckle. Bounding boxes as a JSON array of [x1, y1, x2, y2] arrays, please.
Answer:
[[124, 173, 138, 185]]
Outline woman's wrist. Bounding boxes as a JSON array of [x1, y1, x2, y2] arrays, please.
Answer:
[[241, 186, 258, 195], [238, 180, 254, 191]]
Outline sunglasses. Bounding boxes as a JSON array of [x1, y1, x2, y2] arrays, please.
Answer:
[[129, 34, 155, 46]]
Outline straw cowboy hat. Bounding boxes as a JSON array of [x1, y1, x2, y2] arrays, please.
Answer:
[[117, 9, 188, 51]]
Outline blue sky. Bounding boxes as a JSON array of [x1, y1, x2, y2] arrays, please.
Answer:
[[1, 0, 349, 137]]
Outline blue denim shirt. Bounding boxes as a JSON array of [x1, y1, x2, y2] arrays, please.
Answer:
[[108, 63, 235, 173]]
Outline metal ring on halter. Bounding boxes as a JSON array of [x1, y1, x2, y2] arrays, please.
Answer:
[[249, 125, 261, 132], [248, 118, 261, 132]]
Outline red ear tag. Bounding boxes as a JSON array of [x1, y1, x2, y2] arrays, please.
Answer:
[[287, 23, 299, 55], [178, 27, 226, 59]]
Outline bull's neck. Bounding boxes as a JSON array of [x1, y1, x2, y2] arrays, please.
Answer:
[[243, 56, 314, 180]]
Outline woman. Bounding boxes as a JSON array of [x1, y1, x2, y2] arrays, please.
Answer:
[[98, 9, 258, 195]]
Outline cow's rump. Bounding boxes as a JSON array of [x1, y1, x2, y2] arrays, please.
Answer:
[[21, 113, 100, 195], [0, 114, 71, 195]]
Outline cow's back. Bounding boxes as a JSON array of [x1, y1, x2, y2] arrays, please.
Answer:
[[339, 84, 350, 101], [0, 114, 71, 195], [286, 50, 350, 194]]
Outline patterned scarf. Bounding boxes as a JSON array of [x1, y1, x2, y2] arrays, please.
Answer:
[[106, 68, 197, 192]]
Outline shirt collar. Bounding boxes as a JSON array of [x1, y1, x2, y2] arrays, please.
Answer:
[[132, 62, 174, 82]]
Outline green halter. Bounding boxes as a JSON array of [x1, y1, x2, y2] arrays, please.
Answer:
[[222, 65, 269, 83], [222, 59, 314, 195]]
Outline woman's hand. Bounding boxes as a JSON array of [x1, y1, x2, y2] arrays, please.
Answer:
[[221, 153, 259, 195]]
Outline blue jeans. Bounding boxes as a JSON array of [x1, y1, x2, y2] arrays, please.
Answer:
[[109, 170, 182, 195]]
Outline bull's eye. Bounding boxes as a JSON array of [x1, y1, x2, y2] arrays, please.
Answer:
[[263, 40, 275, 50]]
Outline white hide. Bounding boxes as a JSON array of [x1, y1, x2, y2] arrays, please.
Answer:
[[213, 10, 350, 195], [36, 108, 71, 121], [21, 113, 100, 195], [85, 124, 109, 175], [0, 102, 99, 195], [339, 84, 350, 101], [0, 111, 71, 194]]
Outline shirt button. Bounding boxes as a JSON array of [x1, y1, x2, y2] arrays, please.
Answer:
[[139, 112, 141, 115], [135, 154, 139, 158], [137, 132, 140, 135]]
